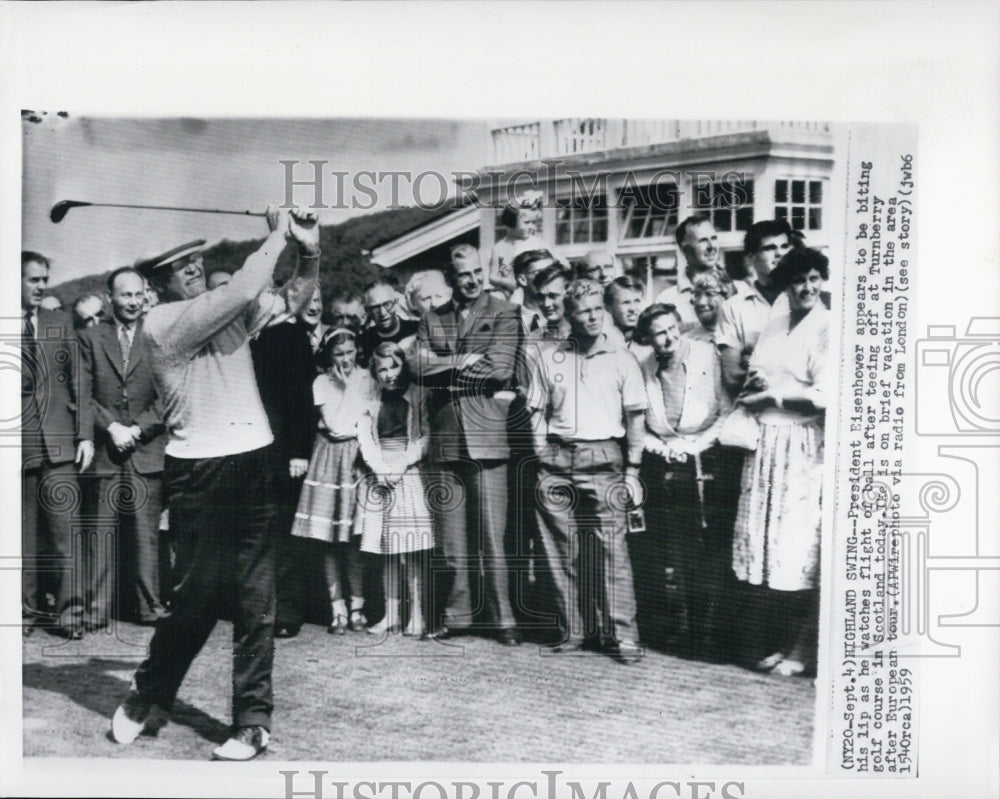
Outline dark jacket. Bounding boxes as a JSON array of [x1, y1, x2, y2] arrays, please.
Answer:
[[22, 309, 79, 468], [250, 320, 316, 465], [77, 318, 166, 474], [416, 293, 522, 461]]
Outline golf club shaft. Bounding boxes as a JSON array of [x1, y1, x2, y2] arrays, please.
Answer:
[[85, 202, 266, 218]]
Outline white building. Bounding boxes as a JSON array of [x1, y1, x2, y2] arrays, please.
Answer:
[[368, 118, 834, 296]]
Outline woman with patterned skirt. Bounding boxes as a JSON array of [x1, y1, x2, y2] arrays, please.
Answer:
[[732, 248, 830, 677]]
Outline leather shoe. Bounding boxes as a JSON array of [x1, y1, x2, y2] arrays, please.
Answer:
[[614, 640, 643, 665], [497, 628, 522, 647], [52, 625, 83, 641], [327, 617, 347, 636], [274, 624, 300, 639], [549, 639, 585, 654], [349, 611, 367, 632], [422, 625, 453, 641]]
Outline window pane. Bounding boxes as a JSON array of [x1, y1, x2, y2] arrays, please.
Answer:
[[713, 208, 732, 231], [735, 206, 754, 231], [724, 250, 749, 280], [775, 206, 788, 220], [694, 183, 713, 209], [809, 207, 822, 230], [573, 219, 590, 242], [628, 211, 646, 239], [809, 181, 823, 204], [664, 213, 678, 238], [791, 180, 805, 204], [791, 206, 806, 230], [555, 222, 571, 245], [592, 218, 608, 242], [742, 179, 755, 205], [775, 179, 788, 203], [714, 182, 732, 209]]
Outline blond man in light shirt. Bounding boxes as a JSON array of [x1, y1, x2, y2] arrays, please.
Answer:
[[527, 279, 646, 664]]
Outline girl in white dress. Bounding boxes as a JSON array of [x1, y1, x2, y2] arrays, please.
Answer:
[[354, 342, 434, 636]]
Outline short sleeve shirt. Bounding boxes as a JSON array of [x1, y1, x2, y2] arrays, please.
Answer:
[[529, 333, 647, 441]]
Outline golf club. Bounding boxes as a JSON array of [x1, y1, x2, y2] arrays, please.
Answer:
[[50, 199, 267, 224]]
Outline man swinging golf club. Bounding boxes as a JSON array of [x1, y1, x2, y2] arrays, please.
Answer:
[[110, 204, 320, 761]]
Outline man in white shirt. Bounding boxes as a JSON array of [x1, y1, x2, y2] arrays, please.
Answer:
[[654, 215, 722, 334], [527, 279, 646, 664], [716, 219, 795, 394], [110, 207, 319, 762]]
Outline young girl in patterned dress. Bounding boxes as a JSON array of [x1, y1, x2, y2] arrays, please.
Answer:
[[354, 342, 434, 636], [291, 329, 372, 634]]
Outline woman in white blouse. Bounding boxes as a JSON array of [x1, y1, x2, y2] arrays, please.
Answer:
[[732, 247, 830, 677]]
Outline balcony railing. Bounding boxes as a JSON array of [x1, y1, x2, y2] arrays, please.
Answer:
[[489, 118, 831, 164], [490, 122, 541, 165]]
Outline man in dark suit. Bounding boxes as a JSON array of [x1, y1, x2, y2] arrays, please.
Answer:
[[21, 251, 90, 638], [250, 287, 317, 638], [77, 266, 167, 629], [416, 244, 522, 646]]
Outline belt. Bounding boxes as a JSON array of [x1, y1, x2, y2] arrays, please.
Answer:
[[547, 436, 618, 448]]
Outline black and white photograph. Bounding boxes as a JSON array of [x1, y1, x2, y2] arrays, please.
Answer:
[[16, 111, 832, 763], [2, 3, 997, 799]]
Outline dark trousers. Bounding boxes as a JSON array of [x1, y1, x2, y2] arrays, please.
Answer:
[[134, 446, 277, 730], [274, 471, 308, 628], [22, 460, 84, 623], [92, 468, 164, 625], [429, 458, 517, 632], [639, 447, 741, 659], [506, 398, 549, 632], [534, 440, 638, 645]]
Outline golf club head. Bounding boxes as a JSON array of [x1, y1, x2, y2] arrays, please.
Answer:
[[50, 200, 92, 224]]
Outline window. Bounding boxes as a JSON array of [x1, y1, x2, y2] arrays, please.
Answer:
[[619, 252, 678, 298], [774, 179, 823, 231], [494, 208, 508, 243], [554, 196, 608, 245], [722, 250, 750, 281], [692, 178, 755, 232], [619, 183, 679, 240]]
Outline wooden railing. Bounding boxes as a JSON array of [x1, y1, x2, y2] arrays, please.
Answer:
[[490, 118, 830, 164]]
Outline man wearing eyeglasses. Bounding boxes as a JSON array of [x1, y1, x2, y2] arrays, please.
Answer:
[[358, 278, 419, 367]]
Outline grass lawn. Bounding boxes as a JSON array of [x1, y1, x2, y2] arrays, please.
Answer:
[[22, 621, 815, 763]]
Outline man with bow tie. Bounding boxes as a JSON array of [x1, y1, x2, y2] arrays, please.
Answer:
[[77, 266, 167, 631]]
